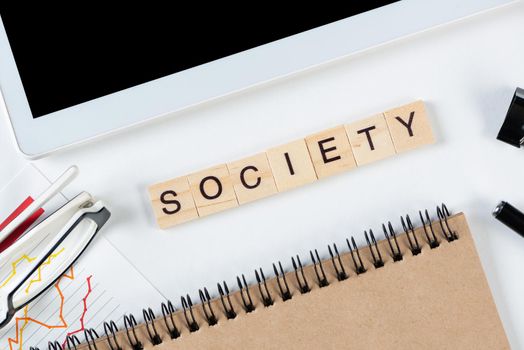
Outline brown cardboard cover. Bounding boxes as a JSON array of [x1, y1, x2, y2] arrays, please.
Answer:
[[78, 213, 508, 349]]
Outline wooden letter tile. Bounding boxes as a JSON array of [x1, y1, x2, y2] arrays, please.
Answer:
[[305, 126, 357, 179], [384, 100, 435, 153], [148, 176, 199, 229], [148, 100, 437, 228], [228, 153, 278, 205], [266, 139, 317, 192], [345, 114, 396, 166], [187, 164, 238, 217]]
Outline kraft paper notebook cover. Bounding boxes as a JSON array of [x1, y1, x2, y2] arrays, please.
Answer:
[[74, 205, 508, 350]]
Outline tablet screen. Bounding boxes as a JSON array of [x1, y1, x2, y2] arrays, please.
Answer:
[[0, 2, 398, 118]]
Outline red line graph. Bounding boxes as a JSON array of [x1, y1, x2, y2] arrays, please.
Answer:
[[61, 275, 93, 347]]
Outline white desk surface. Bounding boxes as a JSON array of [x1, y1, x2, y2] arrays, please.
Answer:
[[2, 3, 524, 347]]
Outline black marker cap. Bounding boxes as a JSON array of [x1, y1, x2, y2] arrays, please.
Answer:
[[497, 87, 524, 147], [493, 201, 524, 238]]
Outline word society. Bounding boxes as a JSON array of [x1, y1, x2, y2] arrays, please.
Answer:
[[148, 101, 434, 228]]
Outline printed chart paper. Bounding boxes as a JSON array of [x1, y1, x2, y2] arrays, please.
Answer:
[[0, 165, 163, 349]]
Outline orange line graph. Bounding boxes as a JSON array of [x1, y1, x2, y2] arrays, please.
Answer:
[[62, 267, 74, 280], [0, 255, 37, 288], [7, 252, 71, 350]]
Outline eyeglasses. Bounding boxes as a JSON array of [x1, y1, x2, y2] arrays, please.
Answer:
[[0, 167, 110, 329]]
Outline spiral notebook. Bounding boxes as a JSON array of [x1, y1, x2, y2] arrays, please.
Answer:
[[72, 206, 508, 350]]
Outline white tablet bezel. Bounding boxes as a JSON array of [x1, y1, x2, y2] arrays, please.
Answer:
[[0, 0, 515, 158]]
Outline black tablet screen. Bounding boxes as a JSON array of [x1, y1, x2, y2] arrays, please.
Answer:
[[0, 2, 398, 118]]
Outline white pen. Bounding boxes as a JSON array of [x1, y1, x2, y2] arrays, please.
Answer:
[[0, 166, 78, 243]]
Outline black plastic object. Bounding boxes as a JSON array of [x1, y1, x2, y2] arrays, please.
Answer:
[[497, 87, 524, 147], [493, 201, 524, 238]]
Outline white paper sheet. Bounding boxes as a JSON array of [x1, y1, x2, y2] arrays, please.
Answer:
[[0, 164, 163, 349]]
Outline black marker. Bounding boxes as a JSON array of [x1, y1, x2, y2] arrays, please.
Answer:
[[493, 201, 524, 238], [497, 87, 524, 147]]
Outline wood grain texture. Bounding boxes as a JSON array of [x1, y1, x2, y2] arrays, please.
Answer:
[[305, 125, 357, 179], [147, 101, 436, 228], [228, 153, 278, 205], [148, 176, 198, 228], [187, 164, 238, 217], [266, 139, 317, 192], [384, 100, 435, 153], [345, 114, 396, 166]]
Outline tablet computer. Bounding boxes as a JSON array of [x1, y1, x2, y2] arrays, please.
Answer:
[[0, 1, 515, 158]]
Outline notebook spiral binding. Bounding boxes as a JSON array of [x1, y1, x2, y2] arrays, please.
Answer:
[[50, 204, 457, 350]]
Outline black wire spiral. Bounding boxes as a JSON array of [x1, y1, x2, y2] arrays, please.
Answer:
[[237, 274, 256, 312], [65, 335, 82, 350], [310, 249, 329, 287], [180, 295, 200, 332], [48, 342, 61, 350], [83, 328, 99, 350], [273, 261, 292, 300], [199, 287, 218, 325], [123, 314, 143, 350], [291, 255, 310, 293], [328, 243, 348, 281], [255, 268, 274, 306], [103, 321, 121, 350], [143, 308, 162, 345], [217, 281, 237, 319], [35, 204, 457, 349], [161, 300, 181, 339]]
